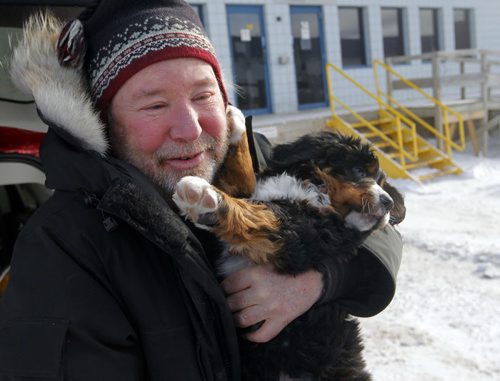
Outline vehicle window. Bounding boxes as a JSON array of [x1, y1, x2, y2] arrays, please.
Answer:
[[0, 6, 83, 103]]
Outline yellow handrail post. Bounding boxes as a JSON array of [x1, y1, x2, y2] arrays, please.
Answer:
[[396, 116, 405, 168], [326, 65, 335, 116]]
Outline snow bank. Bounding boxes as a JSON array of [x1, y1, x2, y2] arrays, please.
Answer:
[[361, 135, 500, 380]]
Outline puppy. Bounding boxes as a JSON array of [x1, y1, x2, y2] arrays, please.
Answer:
[[173, 109, 405, 380]]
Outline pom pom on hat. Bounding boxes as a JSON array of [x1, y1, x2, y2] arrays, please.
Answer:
[[57, 18, 86, 68]]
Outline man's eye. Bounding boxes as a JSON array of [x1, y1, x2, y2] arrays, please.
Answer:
[[146, 104, 164, 110], [352, 167, 367, 178], [194, 92, 213, 101]]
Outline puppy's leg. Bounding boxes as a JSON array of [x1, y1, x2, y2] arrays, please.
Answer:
[[173, 176, 282, 264], [213, 106, 257, 198]]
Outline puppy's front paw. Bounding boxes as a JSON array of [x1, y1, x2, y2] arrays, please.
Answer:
[[227, 105, 246, 144], [173, 176, 220, 230]]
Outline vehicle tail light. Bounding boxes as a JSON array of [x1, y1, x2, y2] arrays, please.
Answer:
[[0, 126, 45, 158]]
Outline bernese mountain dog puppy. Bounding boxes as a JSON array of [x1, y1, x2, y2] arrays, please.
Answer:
[[173, 107, 405, 381]]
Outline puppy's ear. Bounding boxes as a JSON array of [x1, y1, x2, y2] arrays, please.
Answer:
[[383, 181, 406, 225], [213, 106, 256, 198]]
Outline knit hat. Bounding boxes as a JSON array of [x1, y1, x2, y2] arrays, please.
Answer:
[[57, 0, 227, 113]]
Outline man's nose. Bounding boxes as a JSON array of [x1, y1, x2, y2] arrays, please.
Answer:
[[168, 102, 202, 142]]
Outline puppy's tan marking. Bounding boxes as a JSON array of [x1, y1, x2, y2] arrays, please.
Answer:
[[213, 192, 283, 265], [214, 131, 256, 198], [314, 168, 365, 216]]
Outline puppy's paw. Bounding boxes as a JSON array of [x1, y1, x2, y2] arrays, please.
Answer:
[[227, 105, 246, 144], [173, 176, 220, 230]]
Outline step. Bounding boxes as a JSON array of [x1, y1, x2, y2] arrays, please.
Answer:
[[375, 139, 420, 151], [417, 167, 462, 182], [364, 128, 400, 139], [417, 146, 432, 155], [374, 141, 392, 149], [351, 118, 394, 129], [387, 152, 403, 159], [405, 157, 446, 170], [380, 143, 431, 159]]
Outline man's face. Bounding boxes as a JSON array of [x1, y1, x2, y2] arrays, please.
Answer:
[[109, 58, 229, 195]]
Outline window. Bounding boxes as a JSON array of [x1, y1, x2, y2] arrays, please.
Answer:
[[454, 9, 472, 50], [339, 7, 366, 67], [290, 6, 327, 107], [420, 8, 440, 54], [226, 5, 271, 113], [382, 8, 405, 58]]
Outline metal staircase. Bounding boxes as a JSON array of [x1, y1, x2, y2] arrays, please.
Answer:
[[325, 62, 465, 183]]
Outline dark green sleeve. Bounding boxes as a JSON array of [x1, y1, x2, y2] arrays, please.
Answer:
[[335, 225, 403, 317]]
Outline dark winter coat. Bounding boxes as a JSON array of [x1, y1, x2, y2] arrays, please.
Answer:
[[0, 15, 402, 381], [0, 128, 241, 381]]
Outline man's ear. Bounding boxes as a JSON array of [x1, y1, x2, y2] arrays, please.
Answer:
[[383, 181, 406, 225]]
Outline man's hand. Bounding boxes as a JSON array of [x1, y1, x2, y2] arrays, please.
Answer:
[[221, 264, 323, 343]]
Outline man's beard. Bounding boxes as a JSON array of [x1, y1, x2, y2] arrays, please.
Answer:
[[150, 133, 229, 196], [112, 131, 230, 198]]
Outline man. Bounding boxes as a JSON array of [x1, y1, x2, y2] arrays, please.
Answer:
[[0, 1, 402, 380]]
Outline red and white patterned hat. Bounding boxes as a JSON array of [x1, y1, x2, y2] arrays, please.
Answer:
[[58, 0, 227, 114]]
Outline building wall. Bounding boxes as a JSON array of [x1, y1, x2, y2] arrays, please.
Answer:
[[192, 0, 500, 115]]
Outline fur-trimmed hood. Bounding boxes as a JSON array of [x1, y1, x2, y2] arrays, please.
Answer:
[[9, 12, 108, 155]]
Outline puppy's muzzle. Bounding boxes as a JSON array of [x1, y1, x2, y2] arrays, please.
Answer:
[[379, 193, 394, 214]]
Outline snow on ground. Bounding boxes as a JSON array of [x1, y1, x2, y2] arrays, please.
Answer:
[[361, 133, 500, 381]]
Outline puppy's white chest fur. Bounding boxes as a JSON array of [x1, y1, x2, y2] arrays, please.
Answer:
[[216, 174, 328, 277]]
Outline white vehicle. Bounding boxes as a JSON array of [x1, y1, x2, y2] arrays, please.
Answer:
[[0, 1, 88, 294]]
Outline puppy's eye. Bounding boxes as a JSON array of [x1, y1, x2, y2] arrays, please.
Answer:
[[352, 167, 367, 178]]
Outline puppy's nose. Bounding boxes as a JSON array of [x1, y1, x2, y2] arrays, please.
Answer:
[[380, 194, 394, 211]]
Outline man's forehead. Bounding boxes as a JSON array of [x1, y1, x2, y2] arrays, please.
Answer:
[[131, 73, 218, 100]]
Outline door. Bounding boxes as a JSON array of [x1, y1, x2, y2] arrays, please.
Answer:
[[227, 5, 272, 114], [290, 6, 327, 108]]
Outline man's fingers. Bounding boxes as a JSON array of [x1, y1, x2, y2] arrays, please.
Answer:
[[222, 266, 324, 344], [220, 264, 266, 295], [220, 269, 252, 295], [226, 287, 258, 312], [233, 305, 266, 328], [245, 318, 286, 343]]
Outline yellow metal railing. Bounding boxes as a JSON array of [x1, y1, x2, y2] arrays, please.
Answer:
[[326, 63, 419, 166], [373, 59, 466, 157]]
